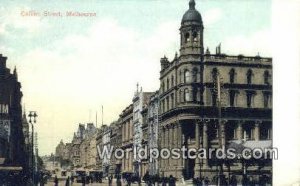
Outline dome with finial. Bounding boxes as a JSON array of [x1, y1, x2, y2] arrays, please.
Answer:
[[181, 0, 202, 24]]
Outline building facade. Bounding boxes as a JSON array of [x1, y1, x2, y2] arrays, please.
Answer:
[[0, 54, 28, 172], [109, 121, 122, 176], [158, 0, 272, 183], [147, 91, 159, 176], [120, 104, 134, 174], [132, 86, 153, 176], [101, 125, 111, 176]]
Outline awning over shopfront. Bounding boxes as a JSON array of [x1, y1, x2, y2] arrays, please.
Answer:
[[0, 166, 23, 171]]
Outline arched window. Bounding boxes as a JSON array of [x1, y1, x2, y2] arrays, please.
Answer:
[[179, 89, 182, 103], [193, 31, 198, 42], [247, 69, 253, 84], [184, 89, 190, 102], [264, 70, 270, 85], [179, 70, 182, 84], [166, 78, 169, 90], [211, 89, 217, 106], [166, 96, 169, 111], [229, 90, 236, 107], [161, 82, 165, 93], [229, 69, 235, 84], [171, 75, 174, 87], [185, 32, 190, 43], [263, 92, 271, 108], [184, 70, 191, 83], [193, 88, 197, 101], [192, 68, 198, 82], [212, 68, 218, 82], [170, 93, 174, 109]]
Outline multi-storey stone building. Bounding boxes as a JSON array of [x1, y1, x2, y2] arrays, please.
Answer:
[[141, 104, 149, 177], [101, 125, 111, 176], [55, 140, 66, 161], [0, 54, 28, 172], [108, 121, 122, 176], [22, 110, 32, 170], [86, 132, 98, 170], [120, 104, 134, 174], [132, 87, 153, 176], [147, 91, 160, 176], [158, 0, 272, 183], [71, 133, 82, 168]]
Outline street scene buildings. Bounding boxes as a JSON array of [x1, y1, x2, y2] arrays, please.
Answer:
[[0, 54, 36, 184], [52, 1, 272, 184], [0, 0, 273, 185]]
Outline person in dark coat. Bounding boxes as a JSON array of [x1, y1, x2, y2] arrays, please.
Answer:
[[143, 171, 150, 186], [116, 174, 122, 186], [70, 176, 74, 184], [54, 176, 59, 186], [162, 177, 167, 186], [108, 175, 113, 186], [168, 175, 176, 186], [127, 175, 132, 186], [65, 176, 70, 186], [230, 175, 238, 186], [82, 175, 86, 186]]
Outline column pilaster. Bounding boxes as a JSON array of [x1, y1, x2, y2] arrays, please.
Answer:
[[254, 120, 262, 141]]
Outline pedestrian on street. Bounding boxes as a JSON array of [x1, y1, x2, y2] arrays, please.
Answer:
[[108, 175, 112, 186], [82, 175, 86, 186], [70, 176, 74, 184], [54, 175, 59, 186], [116, 175, 122, 186], [65, 176, 70, 186], [162, 177, 167, 186], [168, 175, 176, 186]]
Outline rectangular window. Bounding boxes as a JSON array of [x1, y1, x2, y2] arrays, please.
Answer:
[[211, 89, 217, 106], [171, 94, 174, 109], [246, 92, 252, 108], [166, 97, 169, 111], [229, 90, 236, 107], [263, 92, 270, 108]]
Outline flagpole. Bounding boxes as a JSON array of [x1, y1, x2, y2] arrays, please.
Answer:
[[96, 111, 98, 128], [102, 105, 104, 126]]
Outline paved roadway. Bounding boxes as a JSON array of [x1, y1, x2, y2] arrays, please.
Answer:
[[45, 179, 190, 186], [45, 179, 147, 186]]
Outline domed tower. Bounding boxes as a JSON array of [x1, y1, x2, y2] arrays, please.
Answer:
[[180, 0, 204, 55]]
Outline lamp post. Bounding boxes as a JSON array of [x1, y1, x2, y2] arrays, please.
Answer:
[[28, 111, 37, 184]]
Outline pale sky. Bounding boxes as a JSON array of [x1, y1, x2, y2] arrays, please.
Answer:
[[0, 0, 272, 156]]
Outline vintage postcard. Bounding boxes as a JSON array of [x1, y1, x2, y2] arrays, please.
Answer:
[[0, 0, 299, 185]]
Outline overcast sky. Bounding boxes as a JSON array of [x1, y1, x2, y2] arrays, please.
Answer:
[[0, 0, 272, 156]]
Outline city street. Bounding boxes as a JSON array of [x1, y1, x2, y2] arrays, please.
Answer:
[[44, 179, 190, 186], [45, 179, 148, 186]]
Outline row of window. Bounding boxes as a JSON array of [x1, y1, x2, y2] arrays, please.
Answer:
[[211, 89, 271, 108], [207, 123, 272, 141], [161, 68, 271, 93], [161, 69, 198, 93], [212, 68, 271, 85], [160, 89, 271, 113], [183, 31, 199, 43]]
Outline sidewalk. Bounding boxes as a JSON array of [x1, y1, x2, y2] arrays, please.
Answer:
[[45, 179, 192, 186]]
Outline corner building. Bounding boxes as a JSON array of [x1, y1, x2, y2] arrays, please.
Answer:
[[159, 0, 272, 182], [0, 54, 28, 172]]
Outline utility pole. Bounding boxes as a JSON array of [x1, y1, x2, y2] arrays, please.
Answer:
[[216, 74, 225, 186], [102, 105, 104, 126], [96, 111, 98, 128], [28, 111, 37, 185], [34, 132, 38, 172]]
